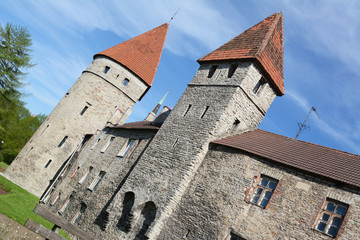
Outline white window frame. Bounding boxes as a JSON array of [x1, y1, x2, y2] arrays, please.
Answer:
[[117, 139, 137, 158], [250, 175, 278, 208], [88, 171, 106, 191], [101, 136, 115, 153], [78, 167, 93, 184]]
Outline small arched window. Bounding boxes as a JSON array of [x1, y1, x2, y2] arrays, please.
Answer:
[[123, 78, 130, 86]]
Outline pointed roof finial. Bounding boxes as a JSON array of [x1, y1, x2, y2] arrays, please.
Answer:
[[145, 89, 170, 121], [198, 12, 284, 95], [94, 23, 169, 88], [169, 9, 180, 23]]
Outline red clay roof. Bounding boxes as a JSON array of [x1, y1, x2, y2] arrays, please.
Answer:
[[212, 129, 360, 188], [109, 121, 159, 130], [198, 13, 284, 96], [94, 23, 169, 87]]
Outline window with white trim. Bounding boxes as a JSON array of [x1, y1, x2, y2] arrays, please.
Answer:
[[78, 167, 93, 184], [250, 175, 278, 208], [88, 171, 106, 191], [101, 136, 115, 153], [117, 139, 137, 158], [315, 199, 348, 237], [58, 194, 73, 215], [71, 203, 87, 224]]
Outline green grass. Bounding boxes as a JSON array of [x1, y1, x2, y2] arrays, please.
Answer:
[[0, 161, 8, 170], [0, 175, 69, 239]]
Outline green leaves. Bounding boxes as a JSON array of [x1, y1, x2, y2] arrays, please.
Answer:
[[0, 23, 33, 95]]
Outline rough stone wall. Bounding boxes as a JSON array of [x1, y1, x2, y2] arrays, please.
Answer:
[[102, 61, 277, 239], [158, 144, 360, 240], [42, 127, 157, 239], [4, 56, 148, 197]]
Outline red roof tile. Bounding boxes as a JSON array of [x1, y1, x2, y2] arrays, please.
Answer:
[[212, 129, 360, 188], [94, 23, 169, 87], [198, 13, 284, 96], [109, 121, 160, 130]]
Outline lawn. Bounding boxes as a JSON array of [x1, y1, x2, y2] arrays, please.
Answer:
[[0, 169, 69, 239], [0, 162, 8, 170]]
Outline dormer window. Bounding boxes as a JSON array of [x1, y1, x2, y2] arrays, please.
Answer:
[[228, 64, 238, 78], [104, 66, 110, 74], [208, 65, 218, 78], [253, 77, 266, 95], [123, 78, 130, 86]]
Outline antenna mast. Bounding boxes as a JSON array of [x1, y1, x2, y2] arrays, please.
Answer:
[[169, 9, 180, 23], [295, 106, 320, 139]]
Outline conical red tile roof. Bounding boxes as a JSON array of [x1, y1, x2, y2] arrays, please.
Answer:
[[198, 13, 284, 95], [94, 23, 169, 87]]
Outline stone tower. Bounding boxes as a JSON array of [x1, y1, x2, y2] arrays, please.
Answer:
[[105, 13, 284, 239], [4, 23, 169, 197]]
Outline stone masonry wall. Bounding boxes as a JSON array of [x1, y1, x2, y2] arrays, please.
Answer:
[[4, 56, 148, 197], [42, 127, 157, 240], [102, 61, 278, 239], [159, 144, 360, 240]]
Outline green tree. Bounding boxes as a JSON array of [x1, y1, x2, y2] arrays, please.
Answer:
[[0, 23, 33, 97]]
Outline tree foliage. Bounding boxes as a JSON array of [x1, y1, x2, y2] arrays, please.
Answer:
[[0, 23, 33, 97], [0, 23, 45, 164]]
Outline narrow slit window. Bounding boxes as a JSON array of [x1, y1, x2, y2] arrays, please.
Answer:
[[229, 232, 246, 240], [78, 167, 93, 184], [58, 136, 68, 148], [104, 66, 110, 74], [26, 147, 33, 155], [44, 159, 52, 168], [184, 104, 192, 116], [228, 64, 238, 78], [172, 139, 178, 148], [200, 106, 210, 119], [101, 137, 115, 153], [315, 199, 348, 238], [88, 171, 106, 191], [250, 175, 278, 208], [208, 65, 218, 78], [40, 125, 49, 136], [123, 78, 130, 86], [253, 77, 266, 95], [80, 106, 88, 115], [118, 139, 137, 158], [58, 194, 73, 215]]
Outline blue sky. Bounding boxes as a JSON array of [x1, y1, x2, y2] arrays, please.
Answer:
[[1, 0, 360, 155]]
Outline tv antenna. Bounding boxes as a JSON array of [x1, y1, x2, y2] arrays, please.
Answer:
[[295, 106, 320, 139], [169, 9, 180, 23]]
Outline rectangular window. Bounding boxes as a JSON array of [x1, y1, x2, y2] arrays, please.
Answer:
[[50, 194, 60, 206], [253, 77, 266, 95], [104, 66, 110, 74], [208, 65, 218, 78], [70, 166, 80, 178], [71, 203, 87, 224], [58, 136, 68, 148], [250, 176, 278, 208], [58, 195, 72, 215], [228, 232, 245, 240], [101, 136, 115, 153], [78, 167, 93, 184], [117, 139, 137, 158], [228, 64, 238, 78], [88, 171, 106, 191], [315, 199, 348, 237], [80, 106, 88, 115], [91, 138, 101, 150], [123, 78, 130, 86]]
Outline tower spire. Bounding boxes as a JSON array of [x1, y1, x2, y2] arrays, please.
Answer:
[[198, 12, 284, 95], [94, 23, 169, 88], [145, 89, 170, 121]]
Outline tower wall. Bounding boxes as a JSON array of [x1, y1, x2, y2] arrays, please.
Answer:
[[4, 56, 148, 197], [105, 61, 277, 239]]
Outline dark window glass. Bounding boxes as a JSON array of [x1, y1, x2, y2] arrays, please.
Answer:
[[80, 106, 88, 115], [208, 65, 218, 78], [104, 66, 110, 74], [123, 78, 130, 86], [250, 176, 278, 208], [228, 64, 238, 78]]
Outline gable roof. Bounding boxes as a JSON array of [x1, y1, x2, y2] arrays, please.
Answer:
[[212, 129, 360, 188], [94, 23, 169, 87], [198, 13, 284, 96]]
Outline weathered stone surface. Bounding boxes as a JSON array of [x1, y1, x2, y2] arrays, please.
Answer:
[[4, 56, 148, 197]]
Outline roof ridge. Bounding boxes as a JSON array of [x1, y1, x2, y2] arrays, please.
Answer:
[[255, 129, 360, 157], [256, 12, 281, 56]]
